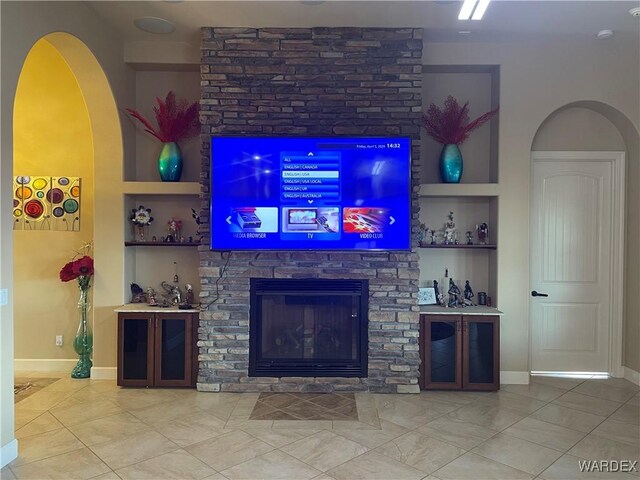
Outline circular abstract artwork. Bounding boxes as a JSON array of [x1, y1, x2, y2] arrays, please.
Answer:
[[13, 199, 19, 208], [24, 199, 44, 219], [13, 209, 22, 218], [46, 188, 64, 204], [15, 186, 32, 200], [58, 177, 70, 186], [52, 207, 64, 218], [36, 191, 44, 198], [16, 176, 30, 185], [70, 186, 80, 198], [32, 178, 48, 190], [63, 198, 78, 214]]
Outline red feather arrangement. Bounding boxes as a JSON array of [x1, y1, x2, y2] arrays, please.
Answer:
[[125, 91, 200, 143], [422, 96, 499, 145]]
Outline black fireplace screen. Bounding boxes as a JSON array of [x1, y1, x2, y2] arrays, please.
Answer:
[[249, 279, 368, 377]]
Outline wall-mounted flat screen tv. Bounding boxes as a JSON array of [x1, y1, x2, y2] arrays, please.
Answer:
[[210, 136, 411, 251]]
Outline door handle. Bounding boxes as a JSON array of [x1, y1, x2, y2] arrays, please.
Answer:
[[531, 290, 549, 297]]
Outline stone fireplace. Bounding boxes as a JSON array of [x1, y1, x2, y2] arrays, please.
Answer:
[[249, 278, 368, 378], [198, 27, 423, 393]]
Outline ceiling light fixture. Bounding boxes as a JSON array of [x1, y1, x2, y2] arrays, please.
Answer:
[[597, 29, 614, 40], [629, 7, 640, 17], [471, 0, 491, 20], [133, 17, 175, 34], [458, 0, 490, 20], [458, 0, 478, 20]]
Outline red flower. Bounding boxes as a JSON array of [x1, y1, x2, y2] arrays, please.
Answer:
[[59, 262, 76, 282], [59, 256, 94, 282], [72, 256, 94, 277]]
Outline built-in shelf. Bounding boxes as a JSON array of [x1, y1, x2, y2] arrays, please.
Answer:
[[125, 242, 200, 247], [419, 183, 499, 197], [123, 181, 200, 196], [419, 244, 497, 250]]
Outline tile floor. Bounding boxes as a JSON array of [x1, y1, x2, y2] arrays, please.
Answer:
[[2, 372, 638, 480]]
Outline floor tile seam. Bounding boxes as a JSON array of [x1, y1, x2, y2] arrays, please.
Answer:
[[86, 470, 120, 480], [569, 386, 638, 403], [465, 443, 557, 478], [404, 428, 475, 453], [128, 404, 209, 429], [470, 392, 552, 418], [593, 418, 640, 447], [427, 450, 527, 480], [112, 446, 219, 478], [523, 412, 606, 437], [10, 427, 86, 469], [235, 446, 323, 476], [85, 435, 182, 473], [371, 435, 468, 475], [297, 444, 372, 475], [501, 422, 588, 454], [549, 398, 623, 418], [14, 410, 62, 439]]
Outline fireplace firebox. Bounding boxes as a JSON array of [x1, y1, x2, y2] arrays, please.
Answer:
[[249, 278, 368, 378]]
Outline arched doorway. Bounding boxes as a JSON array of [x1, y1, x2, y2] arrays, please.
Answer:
[[12, 33, 122, 378], [529, 102, 639, 378]]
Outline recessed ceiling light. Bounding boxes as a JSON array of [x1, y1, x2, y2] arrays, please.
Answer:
[[134, 17, 175, 34], [471, 0, 491, 20], [629, 7, 640, 17], [597, 29, 614, 40], [458, 30, 472, 35]]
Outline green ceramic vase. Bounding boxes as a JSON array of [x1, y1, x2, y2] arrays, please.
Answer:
[[158, 142, 183, 182], [439, 144, 463, 183]]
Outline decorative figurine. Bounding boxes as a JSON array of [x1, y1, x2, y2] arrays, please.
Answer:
[[130, 205, 154, 242], [429, 229, 437, 245], [477, 291, 487, 305], [152, 235, 157, 242], [447, 278, 462, 307], [476, 222, 489, 245], [130, 283, 146, 303], [188, 236, 194, 243], [444, 211, 456, 245], [161, 281, 182, 305], [454, 231, 459, 245], [167, 217, 182, 243], [464, 280, 475, 305], [417, 223, 426, 246], [147, 288, 158, 306], [433, 280, 441, 305], [160, 236, 165, 242], [465, 231, 473, 245], [184, 284, 195, 305], [180, 236, 186, 243]]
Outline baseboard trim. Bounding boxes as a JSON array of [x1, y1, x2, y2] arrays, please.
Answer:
[[1, 439, 18, 468], [500, 371, 530, 384], [623, 366, 640, 386], [14, 359, 76, 372], [90, 367, 116, 380]]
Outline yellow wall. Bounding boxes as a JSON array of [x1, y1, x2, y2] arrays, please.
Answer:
[[13, 39, 94, 361]]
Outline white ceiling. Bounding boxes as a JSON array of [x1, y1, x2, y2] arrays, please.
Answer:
[[86, 0, 640, 45]]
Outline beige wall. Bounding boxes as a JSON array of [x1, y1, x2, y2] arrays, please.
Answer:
[[423, 39, 640, 375], [1, 0, 133, 454], [13, 39, 95, 362]]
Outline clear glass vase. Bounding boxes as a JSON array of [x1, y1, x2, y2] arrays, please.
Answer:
[[71, 283, 93, 378]]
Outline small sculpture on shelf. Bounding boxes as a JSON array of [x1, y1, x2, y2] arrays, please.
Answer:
[[464, 280, 475, 306], [444, 211, 456, 245], [465, 231, 473, 245], [147, 288, 158, 306], [417, 223, 427, 246], [184, 284, 195, 306], [166, 217, 182, 243], [447, 278, 462, 307], [161, 281, 182, 305], [429, 228, 437, 245], [433, 280, 441, 305], [130, 283, 146, 303], [130, 205, 154, 242], [476, 222, 489, 245]]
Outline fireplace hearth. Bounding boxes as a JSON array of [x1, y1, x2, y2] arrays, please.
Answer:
[[249, 278, 368, 378]]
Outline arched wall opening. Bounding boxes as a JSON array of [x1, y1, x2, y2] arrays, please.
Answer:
[[12, 32, 123, 375], [531, 101, 640, 375]]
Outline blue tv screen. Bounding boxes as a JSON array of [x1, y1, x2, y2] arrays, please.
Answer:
[[210, 136, 411, 251]]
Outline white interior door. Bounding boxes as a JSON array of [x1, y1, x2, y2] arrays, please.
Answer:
[[530, 153, 621, 373]]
